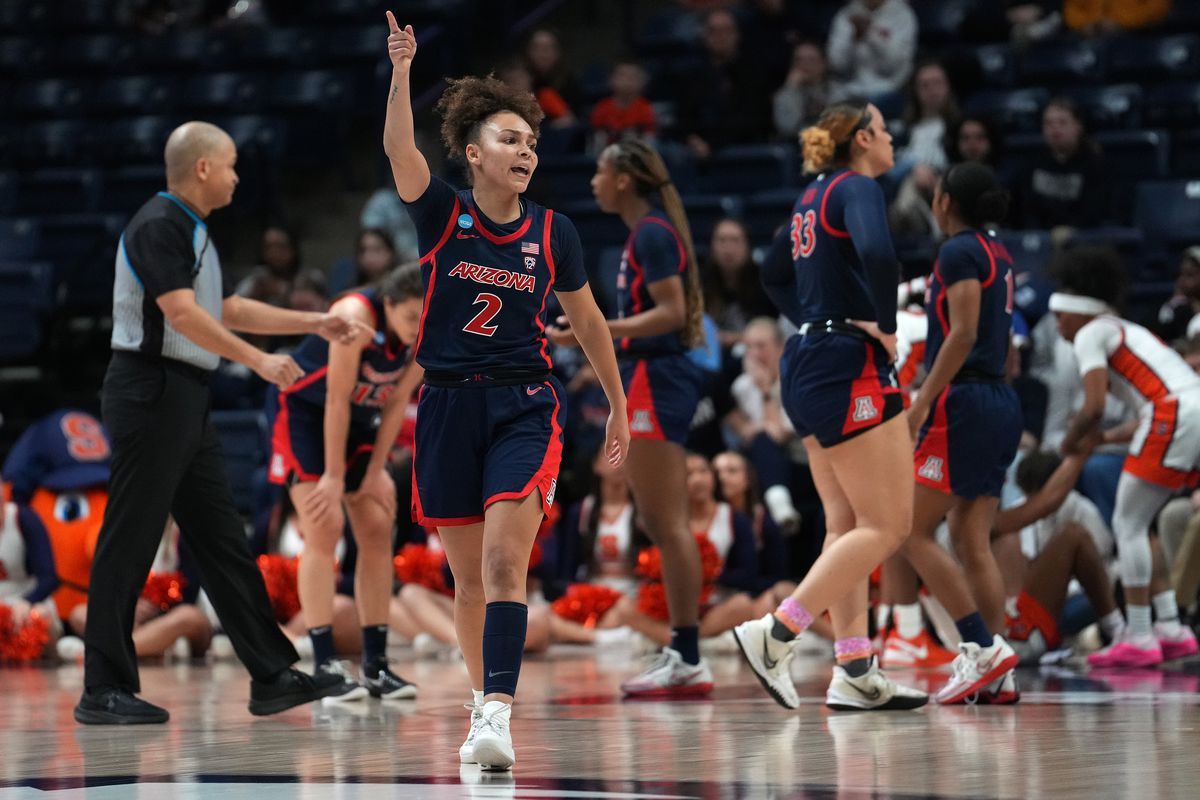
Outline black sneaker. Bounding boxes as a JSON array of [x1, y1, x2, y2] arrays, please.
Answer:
[[315, 659, 370, 705], [362, 657, 418, 700], [248, 667, 346, 716], [74, 688, 169, 725]]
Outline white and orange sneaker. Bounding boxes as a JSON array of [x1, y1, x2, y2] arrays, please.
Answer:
[[1087, 633, 1164, 668], [1155, 623, 1199, 661], [620, 648, 714, 698], [934, 635, 1020, 705], [881, 629, 957, 669]]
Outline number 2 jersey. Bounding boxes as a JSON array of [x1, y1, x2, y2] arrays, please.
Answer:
[[924, 230, 1014, 379], [287, 289, 410, 426], [403, 176, 588, 375]]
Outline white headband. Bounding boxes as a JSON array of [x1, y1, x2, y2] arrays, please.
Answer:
[[1048, 292, 1109, 316]]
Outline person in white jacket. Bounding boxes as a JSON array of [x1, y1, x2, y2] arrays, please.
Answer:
[[827, 0, 918, 102]]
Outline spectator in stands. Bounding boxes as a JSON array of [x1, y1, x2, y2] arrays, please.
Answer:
[[499, 58, 574, 129], [1018, 97, 1109, 231], [888, 61, 960, 236], [772, 41, 831, 141], [589, 59, 657, 151], [946, 115, 1003, 169], [677, 8, 772, 159], [741, 0, 807, 85], [1156, 247, 1200, 343], [360, 194, 419, 266], [1064, 0, 1172, 37], [826, 0, 918, 103], [286, 270, 328, 314], [701, 219, 777, 350], [236, 225, 301, 308], [1007, 2, 1063, 45], [325, 227, 398, 296], [523, 28, 580, 120]]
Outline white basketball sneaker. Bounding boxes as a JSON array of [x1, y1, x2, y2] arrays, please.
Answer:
[[459, 701, 484, 763], [935, 635, 1019, 705], [732, 613, 800, 709], [471, 700, 515, 771], [619, 647, 714, 698], [825, 656, 929, 711]]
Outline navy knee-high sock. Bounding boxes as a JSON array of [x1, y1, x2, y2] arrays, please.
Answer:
[[482, 601, 527, 698]]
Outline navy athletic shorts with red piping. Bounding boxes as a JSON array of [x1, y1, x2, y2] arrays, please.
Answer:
[[620, 353, 703, 445], [780, 332, 903, 448], [913, 381, 1021, 499], [266, 391, 377, 492], [412, 376, 566, 527]]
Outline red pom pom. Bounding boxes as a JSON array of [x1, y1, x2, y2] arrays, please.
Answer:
[[551, 583, 622, 627], [636, 581, 671, 622], [0, 604, 52, 662], [695, 534, 723, 583], [141, 571, 187, 612], [257, 554, 300, 623], [635, 546, 663, 581], [393, 544, 449, 596]]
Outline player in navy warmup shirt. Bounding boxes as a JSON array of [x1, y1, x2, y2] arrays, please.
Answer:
[[732, 103, 928, 713], [266, 264, 425, 703], [549, 139, 710, 697], [901, 162, 1023, 705], [382, 13, 629, 771]]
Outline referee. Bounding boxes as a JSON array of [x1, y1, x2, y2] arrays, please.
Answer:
[[75, 122, 368, 725]]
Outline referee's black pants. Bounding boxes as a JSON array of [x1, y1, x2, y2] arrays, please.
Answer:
[[84, 352, 298, 692]]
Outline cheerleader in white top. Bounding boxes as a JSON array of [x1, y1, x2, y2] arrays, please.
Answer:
[[1051, 247, 1200, 667]]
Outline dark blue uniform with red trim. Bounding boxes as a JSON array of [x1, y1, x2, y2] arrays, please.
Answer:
[[404, 177, 587, 526], [773, 169, 903, 448], [616, 210, 703, 444], [913, 230, 1021, 498], [266, 289, 409, 491]]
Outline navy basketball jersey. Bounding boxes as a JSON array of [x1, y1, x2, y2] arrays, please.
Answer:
[[787, 168, 896, 325], [924, 230, 1014, 379], [616, 209, 688, 357], [288, 289, 410, 425], [403, 177, 587, 375]]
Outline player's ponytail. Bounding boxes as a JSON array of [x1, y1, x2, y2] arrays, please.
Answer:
[[802, 103, 872, 174], [602, 140, 704, 348]]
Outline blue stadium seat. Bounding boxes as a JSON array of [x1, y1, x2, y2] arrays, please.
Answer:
[[34, 213, 121, 262], [54, 35, 136, 72], [101, 117, 183, 165], [1068, 83, 1142, 130], [184, 72, 264, 113], [1109, 34, 1200, 81], [635, 8, 702, 57], [42, 214, 124, 313], [1144, 82, 1200, 129], [1134, 179, 1200, 251], [136, 29, 235, 70], [215, 115, 288, 163], [269, 70, 354, 111], [911, 0, 975, 45], [0, 218, 40, 260], [743, 187, 801, 244], [1173, 130, 1200, 176], [965, 88, 1050, 133], [15, 168, 101, 215], [997, 132, 1041, 180], [235, 27, 319, 67], [0, 262, 53, 363], [1093, 130, 1170, 179], [210, 410, 267, 516], [11, 78, 86, 117], [578, 61, 612, 106], [972, 44, 1016, 88], [0, 172, 14, 214], [696, 145, 797, 194], [533, 155, 599, 204], [324, 25, 389, 63], [0, 36, 50, 77], [679, 194, 743, 246], [558, 199, 628, 248], [17, 120, 99, 165], [98, 166, 165, 214], [1020, 39, 1107, 85], [996, 230, 1056, 321], [89, 76, 181, 116]]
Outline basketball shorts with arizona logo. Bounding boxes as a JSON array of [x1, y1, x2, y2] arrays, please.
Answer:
[[780, 333, 903, 448], [913, 381, 1021, 499], [619, 353, 703, 445], [412, 377, 566, 526]]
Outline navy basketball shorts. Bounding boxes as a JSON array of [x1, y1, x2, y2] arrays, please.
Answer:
[[620, 354, 703, 445], [913, 382, 1021, 499], [780, 333, 904, 449], [266, 392, 376, 492], [412, 377, 566, 527]]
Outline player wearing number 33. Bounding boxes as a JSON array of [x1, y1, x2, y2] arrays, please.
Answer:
[[381, 11, 629, 771], [265, 264, 425, 702]]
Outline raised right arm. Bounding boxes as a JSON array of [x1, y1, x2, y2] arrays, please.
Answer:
[[383, 11, 431, 202]]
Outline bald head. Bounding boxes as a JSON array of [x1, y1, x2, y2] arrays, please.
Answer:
[[164, 121, 235, 185]]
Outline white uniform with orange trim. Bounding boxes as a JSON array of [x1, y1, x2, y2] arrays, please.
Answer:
[[894, 309, 928, 405], [1072, 314, 1200, 489]]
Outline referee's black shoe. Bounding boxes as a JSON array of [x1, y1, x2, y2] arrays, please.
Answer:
[[74, 687, 170, 725], [248, 667, 345, 716]]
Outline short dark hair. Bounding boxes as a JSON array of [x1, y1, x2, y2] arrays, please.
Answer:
[[379, 261, 423, 303], [1015, 451, 1063, 495], [941, 161, 1009, 228], [1050, 245, 1128, 308]]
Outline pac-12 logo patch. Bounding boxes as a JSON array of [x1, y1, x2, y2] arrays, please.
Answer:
[[852, 396, 878, 422], [524, 256, 536, 270], [918, 456, 944, 483], [631, 410, 654, 433]]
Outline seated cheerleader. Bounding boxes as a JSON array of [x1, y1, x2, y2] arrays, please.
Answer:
[[618, 453, 762, 647], [0, 480, 61, 662]]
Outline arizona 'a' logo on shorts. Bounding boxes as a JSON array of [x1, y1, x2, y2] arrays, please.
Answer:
[[270, 453, 285, 480], [918, 456, 944, 483], [631, 409, 655, 433], [851, 396, 878, 422]]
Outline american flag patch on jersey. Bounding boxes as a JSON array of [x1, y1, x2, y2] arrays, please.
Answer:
[[521, 242, 540, 255]]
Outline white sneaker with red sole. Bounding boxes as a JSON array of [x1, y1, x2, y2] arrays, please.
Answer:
[[934, 635, 1019, 705]]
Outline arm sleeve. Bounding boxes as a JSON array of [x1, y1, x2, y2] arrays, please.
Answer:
[[124, 217, 196, 300], [938, 239, 983, 288], [551, 214, 589, 292], [17, 504, 58, 603], [841, 178, 900, 333], [633, 222, 685, 285], [717, 511, 762, 594], [1072, 320, 1118, 376], [400, 176, 460, 258], [760, 224, 805, 326]]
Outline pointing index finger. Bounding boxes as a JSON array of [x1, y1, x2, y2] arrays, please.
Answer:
[[385, 10, 400, 33]]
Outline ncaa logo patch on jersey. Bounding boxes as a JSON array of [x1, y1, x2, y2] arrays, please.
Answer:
[[852, 396, 878, 422], [631, 410, 655, 434], [918, 456, 944, 483]]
